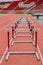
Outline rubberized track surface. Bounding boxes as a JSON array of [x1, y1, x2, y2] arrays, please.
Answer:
[[0, 14, 43, 65]]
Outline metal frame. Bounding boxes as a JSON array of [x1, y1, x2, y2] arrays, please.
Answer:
[[6, 51, 40, 61], [15, 35, 32, 37], [11, 40, 34, 46], [5, 17, 40, 61]]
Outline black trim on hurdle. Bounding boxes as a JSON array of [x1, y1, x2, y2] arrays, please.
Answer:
[[12, 26, 15, 39], [7, 31, 10, 51], [35, 31, 37, 51]]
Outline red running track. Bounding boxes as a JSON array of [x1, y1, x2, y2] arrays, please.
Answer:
[[0, 14, 43, 65]]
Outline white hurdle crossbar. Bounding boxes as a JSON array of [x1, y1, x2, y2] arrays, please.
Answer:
[[11, 40, 34, 46], [6, 51, 40, 61]]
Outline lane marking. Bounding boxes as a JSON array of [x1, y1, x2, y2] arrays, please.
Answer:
[[0, 18, 17, 64], [0, 16, 21, 64], [0, 47, 8, 64], [37, 45, 43, 64], [0, 40, 43, 64], [0, 38, 12, 64], [0, 21, 14, 31], [0, 16, 21, 31], [0, 16, 43, 64]]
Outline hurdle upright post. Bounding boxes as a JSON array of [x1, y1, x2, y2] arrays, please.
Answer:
[[26, 17, 30, 29], [12, 26, 14, 40], [15, 23, 17, 29], [5, 29, 11, 61], [28, 23, 30, 29], [31, 25, 34, 40], [34, 29, 40, 60], [35, 30, 37, 51], [7, 31, 9, 51], [30, 25, 35, 45], [6, 29, 10, 52], [17, 20, 20, 24], [11, 23, 17, 46], [11, 24, 16, 39]]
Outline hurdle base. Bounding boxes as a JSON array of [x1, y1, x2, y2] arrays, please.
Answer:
[[6, 51, 35, 61], [6, 51, 40, 61], [11, 40, 33, 46], [14, 35, 32, 39], [32, 40, 35, 46], [9, 51, 35, 54], [35, 51, 40, 61], [15, 35, 32, 37], [11, 38, 15, 46], [11, 41, 14, 46], [6, 52, 10, 61]]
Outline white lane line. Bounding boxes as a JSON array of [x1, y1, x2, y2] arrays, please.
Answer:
[[37, 45, 43, 64], [0, 16, 43, 64], [0, 17, 21, 31], [0, 16, 21, 64], [0, 38, 12, 64], [0, 47, 8, 64], [0, 21, 13, 31], [0, 41, 43, 64], [0, 19, 16, 64]]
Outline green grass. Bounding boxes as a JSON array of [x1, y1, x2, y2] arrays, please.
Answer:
[[0, 14, 4, 16], [0, 14, 6, 16]]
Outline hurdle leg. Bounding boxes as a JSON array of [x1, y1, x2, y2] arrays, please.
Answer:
[[29, 25, 34, 45], [11, 23, 18, 45], [12, 26, 15, 39], [11, 26, 15, 46], [17, 20, 20, 24], [8, 32, 9, 50], [15, 23, 17, 29], [6, 31, 10, 61], [6, 52, 10, 61], [35, 30, 40, 60], [32, 30, 35, 45], [35, 51, 40, 61], [28, 23, 30, 29]]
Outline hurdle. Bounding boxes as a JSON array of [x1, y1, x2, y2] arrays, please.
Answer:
[[11, 25, 33, 45], [12, 16, 22, 29], [11, 24, 32, 42], [11, 23, 17, 41], [5, 28, 40, 61], [17, 22, 34, 28], [16, 17, 22, 24], [14, 35, 32, 37], [12, 16, 22, 26], [12, 17, 34, 30], [26, 17, 31, 29], [14, 23, 34, 36], [5, 29, 12, 51], [11, 28, 34, 45], [11, 21, 33, 35], [11, 25, 34, 37], [26, 17, 35, 29], [15, 28, 30, 32], [11, 17, 35, 38], [10, 17, 35, 46], [10, 23, 35, 46]]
